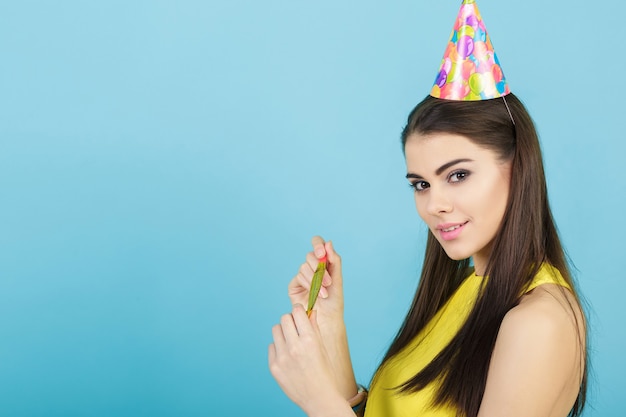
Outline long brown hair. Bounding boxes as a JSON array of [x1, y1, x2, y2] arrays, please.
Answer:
[[374, 94, 587, 417]]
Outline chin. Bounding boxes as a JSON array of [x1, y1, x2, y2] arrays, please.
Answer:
[[444, 252, 470, 261], [439, 244, 473, 262]]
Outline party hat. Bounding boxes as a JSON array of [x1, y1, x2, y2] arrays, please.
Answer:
[[430, 0, 510, 101]]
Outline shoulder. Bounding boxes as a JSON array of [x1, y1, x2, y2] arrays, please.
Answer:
[[514, 282, 582, 332], [477, 285, 586, 417], [503, 284, 585, 359]]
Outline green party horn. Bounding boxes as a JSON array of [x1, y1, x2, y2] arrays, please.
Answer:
[[306, 256, 327, 317]]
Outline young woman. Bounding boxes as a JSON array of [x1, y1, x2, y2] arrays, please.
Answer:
[[268, 3, 587, 416]]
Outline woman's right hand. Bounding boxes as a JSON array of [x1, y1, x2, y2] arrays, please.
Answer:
[[288, 236, 345, 328]]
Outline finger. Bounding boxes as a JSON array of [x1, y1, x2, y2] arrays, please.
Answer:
[[325, 241, 343, 285], [280, 313, 299, 342], [292, 304, 313, 335], [268, 343, 276, 366], [271, 324, 286, 354], [319, 285, 329, 299], [311, 236, 327, 260], [321, 269, 332, 287], [306, 252, 320, 270], [325, 240, 341, 269], [300, 259, 315, 282], [288, 272, 312, 298], [288, 261, 314, 294], [307, 251, 332, 286], [268, 344, 281, 380], [309, 310, 323, 338]]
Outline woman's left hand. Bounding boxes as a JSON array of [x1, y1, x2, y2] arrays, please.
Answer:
[[268, 304, 350, 416]]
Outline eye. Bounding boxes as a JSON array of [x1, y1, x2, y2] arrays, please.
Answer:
[[409, 180, 430, 192], [448, 170, 469, 183]]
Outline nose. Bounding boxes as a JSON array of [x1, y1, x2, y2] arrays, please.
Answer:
[[424, 186, 453, 216]]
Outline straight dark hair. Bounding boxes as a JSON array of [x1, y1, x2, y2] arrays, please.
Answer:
[[374, 94, 587, 417]]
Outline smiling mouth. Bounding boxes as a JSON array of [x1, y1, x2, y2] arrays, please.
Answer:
[[440, 221, 469, 232]]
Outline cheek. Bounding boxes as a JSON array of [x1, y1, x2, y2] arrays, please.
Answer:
[[482, 182, 510, 226]]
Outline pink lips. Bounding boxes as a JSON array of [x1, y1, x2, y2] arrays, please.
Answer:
[[437, 222, 468, 241]]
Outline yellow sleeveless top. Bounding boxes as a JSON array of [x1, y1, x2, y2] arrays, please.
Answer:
[[364, 264, 570, 417]]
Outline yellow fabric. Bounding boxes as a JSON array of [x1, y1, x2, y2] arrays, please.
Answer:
[[364, 264, 570, 417]]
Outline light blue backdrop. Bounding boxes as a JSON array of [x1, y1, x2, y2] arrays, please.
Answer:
[[0, 1, 623, 416]]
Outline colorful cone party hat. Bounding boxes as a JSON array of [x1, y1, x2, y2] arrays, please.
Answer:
[[430, 0, 510, 101]]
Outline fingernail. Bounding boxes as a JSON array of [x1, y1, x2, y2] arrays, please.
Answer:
[[315, 247, 325, 258]]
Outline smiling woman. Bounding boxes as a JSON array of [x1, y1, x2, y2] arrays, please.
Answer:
[[267, 1, 588, 416], [363, 93, 587, 417]]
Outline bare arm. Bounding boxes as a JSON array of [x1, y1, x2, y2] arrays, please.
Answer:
[[478, 285, 585, 417]]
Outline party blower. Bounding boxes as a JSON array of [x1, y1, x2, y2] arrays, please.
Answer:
[[306, 256, 327, 317]]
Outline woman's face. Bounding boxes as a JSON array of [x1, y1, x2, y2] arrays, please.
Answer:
[[405, 132, 512, 275]]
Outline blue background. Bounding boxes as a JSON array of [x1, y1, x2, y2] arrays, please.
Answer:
[[0, 0, 623, 416]]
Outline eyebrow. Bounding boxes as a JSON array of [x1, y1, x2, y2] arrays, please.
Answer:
[[405, 158, 474, 179]]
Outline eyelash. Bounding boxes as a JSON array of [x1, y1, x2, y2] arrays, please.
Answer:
[[449, 169, 469, 183], [409, 181, 429, 192], [409, 170, 470, 193]]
